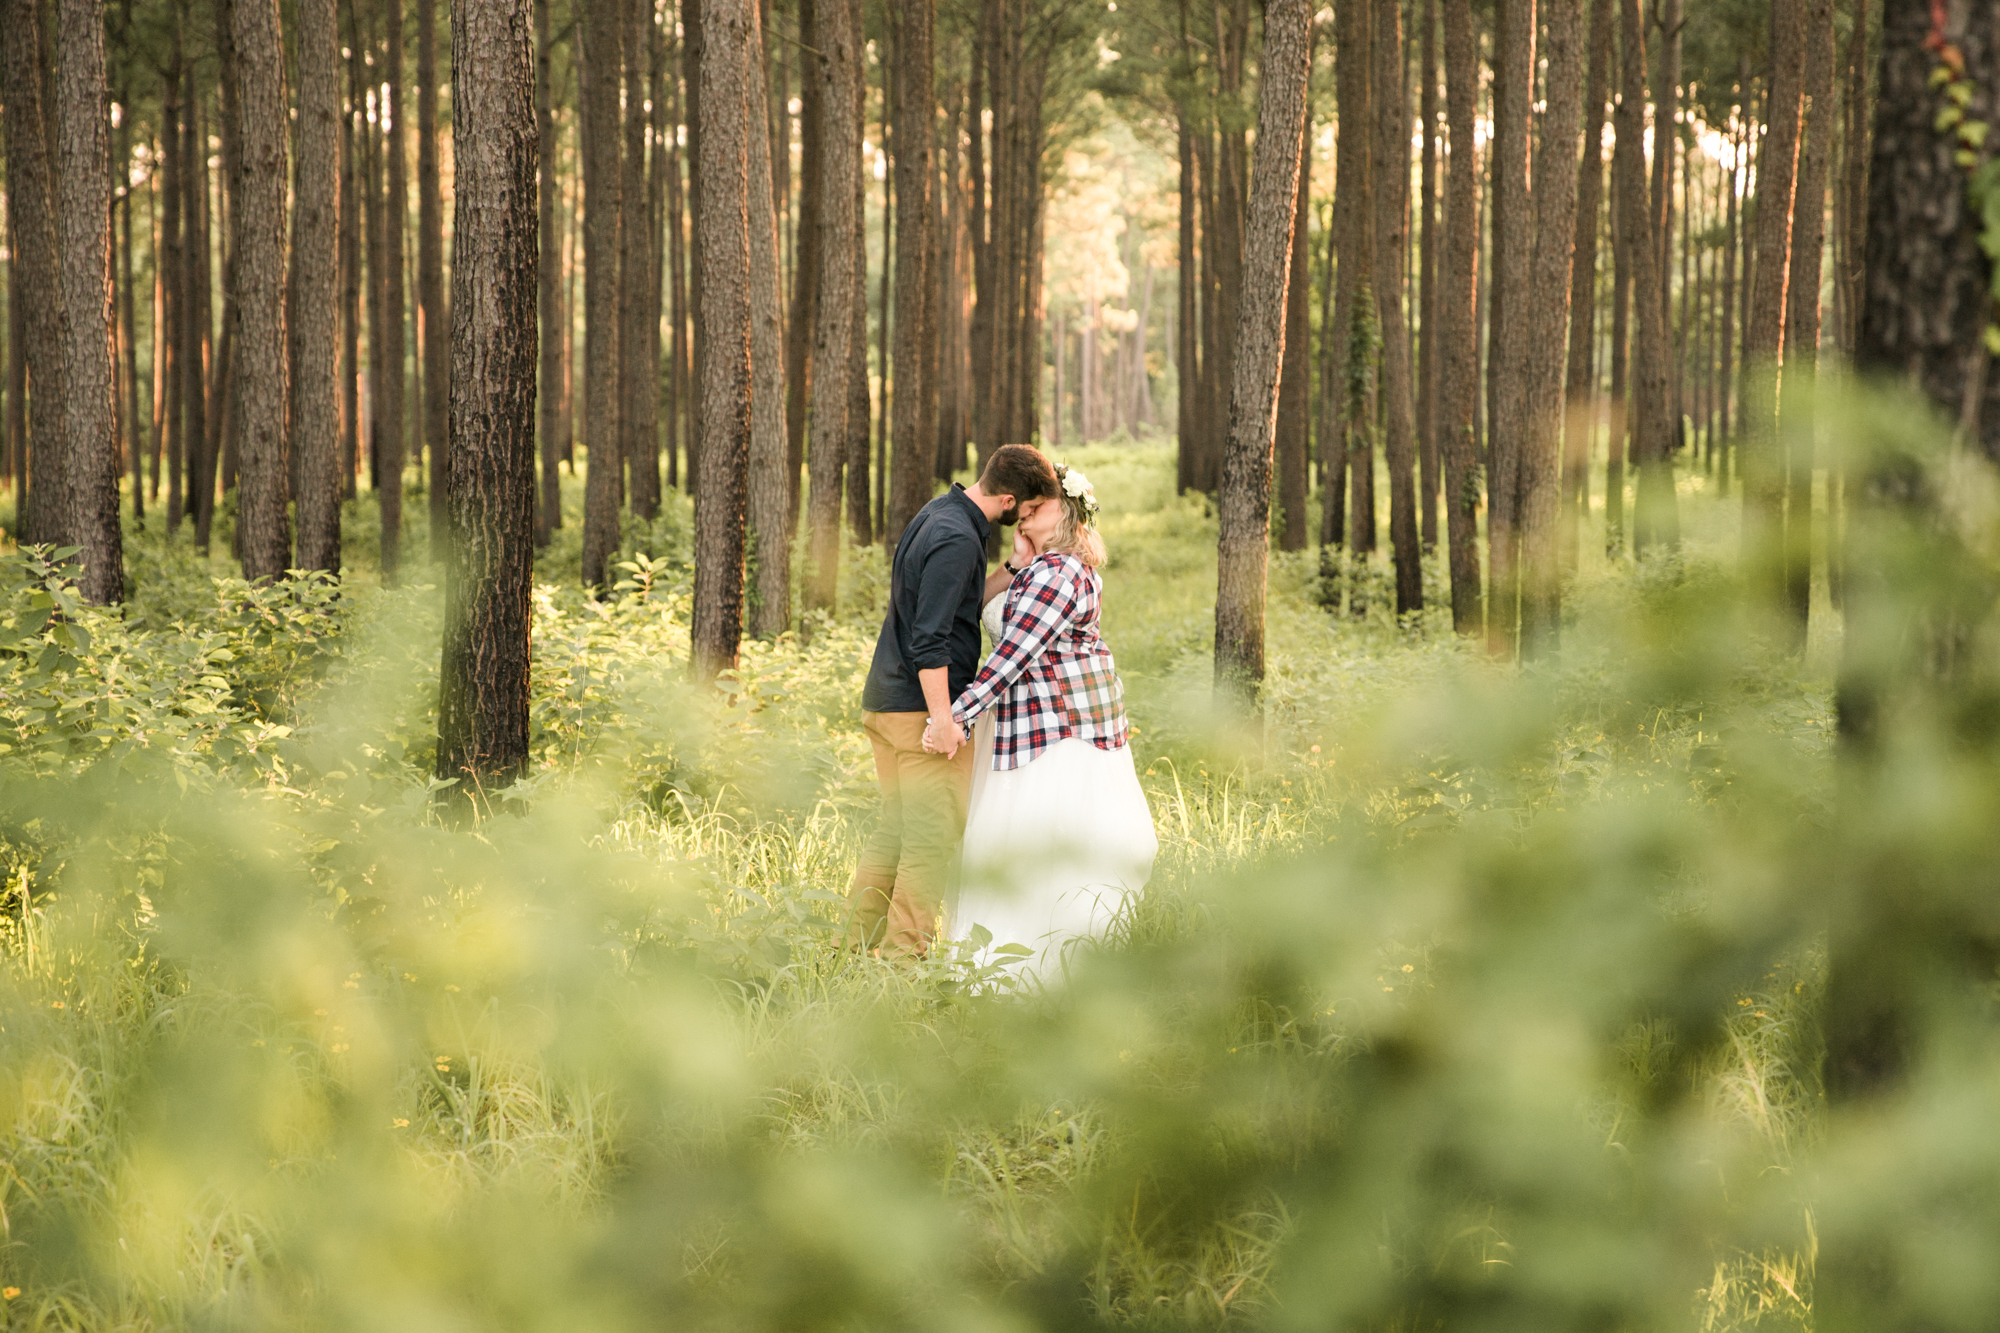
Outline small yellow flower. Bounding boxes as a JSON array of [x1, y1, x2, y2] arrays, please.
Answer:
[[391, 1118, 410, 1129], [1401, 964, 1414, 973], [50, 1001, 63, 1010], [3, 1286, 19, 1299]]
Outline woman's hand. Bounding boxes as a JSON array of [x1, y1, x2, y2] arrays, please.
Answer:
[[1012, 526, 1036, 567]]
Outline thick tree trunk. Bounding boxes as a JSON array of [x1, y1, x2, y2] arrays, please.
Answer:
[[1275, 72, 1311, 555], [1213, 0, 1310, 701], [885, 0, 935, 545], [2, 0, 63, 548], [1484, 0, 1534, 655], [535, 0, 563, 541], [436, 0, 539, 801], [1562, 0, 1611, 573], [802, 0, 857, 615], [1374, 0, 1422, 616], [691, 0, 753, 676], [53, 0, 123, 601], [745, 10, 790, 639], [1439, 0, 1481, 633], [1618, 0, 1677, 552], [1334, 0, 1375, 558], [420, 0, 451, 558], [230, 0, 291, 582], [380, 0, 410, 578], [578, 0, 623, 587], [1743, 0, 1806, 575], [294, 0, 341, 573], [622, 0, 658, 517], [1780, 0, 1836, 648], [1516, 0, 1585, 657]]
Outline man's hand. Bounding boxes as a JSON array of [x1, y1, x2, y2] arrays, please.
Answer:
[[924, 715, 966, 758]]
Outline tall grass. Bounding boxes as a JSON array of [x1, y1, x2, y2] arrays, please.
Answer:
[[2, 422, 1993, 1329]]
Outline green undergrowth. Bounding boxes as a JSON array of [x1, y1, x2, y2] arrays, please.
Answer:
[[0, 422, 1996, 1330]]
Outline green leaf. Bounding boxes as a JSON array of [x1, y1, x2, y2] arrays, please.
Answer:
[[1938, 105, 1965, 133], [1931, 64, 1956, 88], [1983, 324, 2000, 356], [1963, 120, 1991, 149], [1960, 147, 1982, 170], [1949, 80, 1976, 107]]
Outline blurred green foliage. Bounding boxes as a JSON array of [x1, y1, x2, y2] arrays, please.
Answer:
[[0, 409, 1996, 1331]]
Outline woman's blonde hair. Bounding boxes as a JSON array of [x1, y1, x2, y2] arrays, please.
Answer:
[[1045, 469, 1106, 569]]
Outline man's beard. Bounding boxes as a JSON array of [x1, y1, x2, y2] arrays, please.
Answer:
[[998, 501, 1020, 526]]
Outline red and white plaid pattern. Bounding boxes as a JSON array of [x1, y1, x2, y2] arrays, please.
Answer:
[[950, 553, 1130, 770]]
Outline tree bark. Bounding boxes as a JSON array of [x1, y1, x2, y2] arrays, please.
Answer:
[[380, 0, 410, 578], [341, 18, 361, 502], [745, 8, 790, 638], [622, 0, 658, 517], [1275, 62, 1311, 555], [691, 0, 753, 676], [845, 33, 871, 549], [1333, 0, 1375, 558], [2, 0, 63, 548], [1484, 0, 1534, 654], [1439, 0, 1481, 633], [784, 0, 820, 530], [230, 0, 291, 583], [421, 0, 451, 557], [1516, 0, 1585, 657], [1213, 0, 1310, 701], [578, 0, 623, 587], [1617, 0, 1677, 552], [187, 67, 216, 549], [1780, 0, 1836, 648], [802, 0, 857, 615], [885, 0, 935, 545], [1374, 0, 1422, 616], [1417, 0, 1440, 551], [437, 0, 539, 802], [1743, 0, 1806, 575], [1562, 0, 1611, 573], [1606, 118, 1629, 545], [1176, 105, 1201, 496], [535, 0, 563, 541], [53, 0, 123, 600], [294, 0, 341, 573]]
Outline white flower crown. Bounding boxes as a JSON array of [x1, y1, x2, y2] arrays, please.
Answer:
[[1055, 463, 1101, 520]]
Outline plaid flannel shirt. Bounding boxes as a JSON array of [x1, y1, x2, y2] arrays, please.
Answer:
[[950, 552, 1130, 770]]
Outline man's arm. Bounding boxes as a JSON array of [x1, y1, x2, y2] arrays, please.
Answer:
[[920, 667, 963, 757]]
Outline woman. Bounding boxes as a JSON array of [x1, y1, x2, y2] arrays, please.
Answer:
[[937, 463, 1157, 982]]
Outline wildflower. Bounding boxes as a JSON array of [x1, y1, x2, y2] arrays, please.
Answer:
[[3, 1287, 18, 1300], [391, 1119, 410, 1129], [1401, 964, 1414, 973]]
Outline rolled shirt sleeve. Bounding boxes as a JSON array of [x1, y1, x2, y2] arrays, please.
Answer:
[[905, 532, 985, 671], [950, 559, 1078, 728]]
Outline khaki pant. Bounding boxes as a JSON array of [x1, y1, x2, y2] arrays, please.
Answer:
[[849, 710, 975, 957]]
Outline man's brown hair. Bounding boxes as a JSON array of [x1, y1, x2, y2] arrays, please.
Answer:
[[976, 444, 1059, 507]]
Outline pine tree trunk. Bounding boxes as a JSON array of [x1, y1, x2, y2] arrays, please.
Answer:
[[1374, 0, 1422, 615], [535, 0, 563, 541], [845, 43, 871, 549], [801, 0, 857, 615], [1561, 0, 1611, 573], [420, 0, 450, 558], [379, 0, 410, 577], [160, 52, 185, 528], [1417, 0, 1440, 551], [1, 0, 63, 548], [1213, 0, 1310, 702], [1606, 135, 1629, 546], [230, 0, 291, 582], [1618, 0, 1677, 552], [436, 0, 539, 801], [1516, 0, 1585, 656], [1780, 0, 1835, 648], [1314, 190, 1343, 547], [622, 0, 658, 518], [935, 71, 965, 480], [1439, 0, 1482, 632], [1176, 106, 1200, 496], [1333, 0, 1375, 558], [293, 0, 341, 573], [1743, 0, 1806, 576], [53, 0, 123, 600], [1275, 72, 1311, 555], [212, 0, 241, 513], [784, 0, 820, 530], [691, 0, 753, 676], [187, 70, 215, 548], [885, 0, 934, 545], [745, 9, 790, 639], [578, 0, 624, 587], [341, 22, 361, 502], [1484, 0, 1534, 654]]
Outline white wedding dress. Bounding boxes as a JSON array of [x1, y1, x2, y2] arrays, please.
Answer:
[[949, 594, 1159, 983]]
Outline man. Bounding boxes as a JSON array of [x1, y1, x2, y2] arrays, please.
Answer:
[[851, 444, 1061, 956]]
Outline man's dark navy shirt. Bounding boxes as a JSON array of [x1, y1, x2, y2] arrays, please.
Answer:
[[863, 484, 992, 714]]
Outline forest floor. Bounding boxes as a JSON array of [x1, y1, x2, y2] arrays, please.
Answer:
[[0, 434, 1838, 1329]]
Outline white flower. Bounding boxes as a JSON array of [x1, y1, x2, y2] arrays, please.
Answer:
[[1063, 469, 1092, 499]]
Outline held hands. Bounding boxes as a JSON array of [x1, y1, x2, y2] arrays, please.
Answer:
[[922, 714, 967, 758]]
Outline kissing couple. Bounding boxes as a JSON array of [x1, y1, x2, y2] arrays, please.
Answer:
[[847, 444, 1158, 981]]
